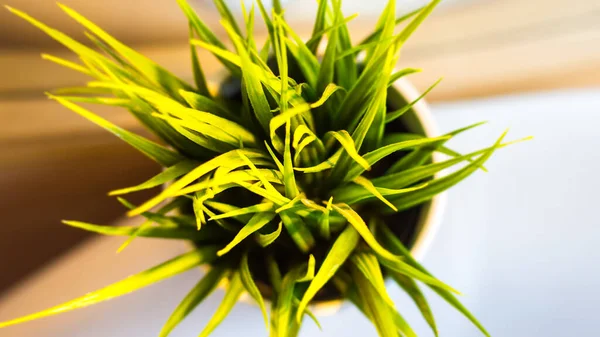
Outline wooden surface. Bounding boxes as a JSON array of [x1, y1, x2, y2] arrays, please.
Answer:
[[397, 0, 600, 101], [1, 0, 599, 102], [0, 134, 160, 294]]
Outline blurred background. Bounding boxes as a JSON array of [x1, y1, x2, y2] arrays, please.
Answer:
[[0, 0, 599, 335]]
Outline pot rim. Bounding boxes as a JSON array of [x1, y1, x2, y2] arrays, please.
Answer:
[[392, 78, 446, 261]]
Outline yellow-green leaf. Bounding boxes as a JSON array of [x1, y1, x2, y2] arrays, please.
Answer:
[[198, 271, 244, 337], [378, 221, 490, 336], [296, 224, 359, 322], [331, 204, 457, 293], [345, 135, 451, 182], [351, 251, 396, 308], [128, 149, 267, 216], [58, 3, 192, 97], [0, 247, 218, 329], [389, 271, 438, 337], [350, 263, 397, 337], [387, 68, 422, 87], [179, 90, 233, 120], [213, 0, 242, 36], [217, 212, 276, 256], [297, 255, 316, 282], [386, 78, 442, 123], [176, 169, 282, 196], [352, 176, 397, 211], [177, 0, 239, 75], [327, 131, 370, 170], [240, 252, 269, 331], [189, 24, 210, 96], [256, 221, 283, 247], [388, 131, 508, 213], [209, 202, 275, 221], [49, 95, 182, 167], [54, 95, 131, 108], [41, 53, 92, 75], [110, 160, 197, 196], [272, 265, 305, 337], [159, 266, 229, 337], [221, 20, 272, 132], [280, 211, 315, 253], [62, 221, 224, 241]]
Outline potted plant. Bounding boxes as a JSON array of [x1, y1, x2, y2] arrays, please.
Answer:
[[1, 0, 528, 336]]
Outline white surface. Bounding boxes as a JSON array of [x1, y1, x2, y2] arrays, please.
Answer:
[[1, 88, 600, 336]]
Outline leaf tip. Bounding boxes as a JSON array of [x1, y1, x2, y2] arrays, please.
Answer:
[[55, 2, 73, 14], [61, 220, 75, 226], [115, 244, 127, 254], [116, 196, 128, 206], [4, 5, 16, 13]]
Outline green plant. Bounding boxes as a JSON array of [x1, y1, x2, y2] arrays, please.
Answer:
[[1, 0, 528, 336]]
